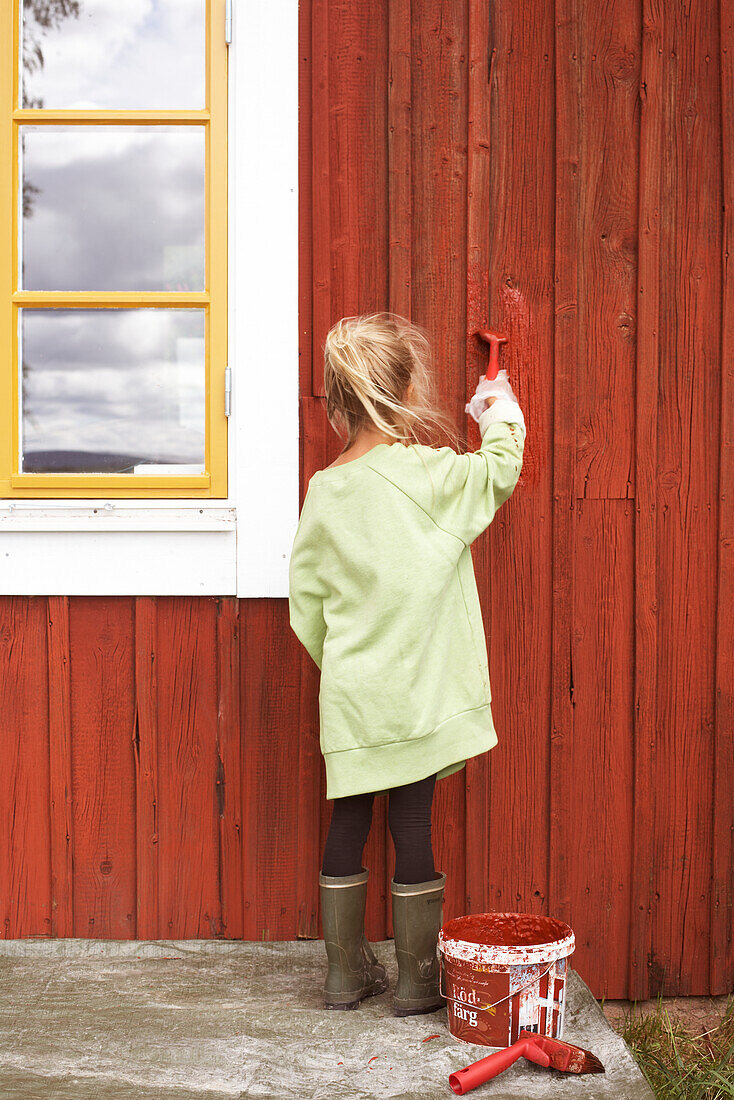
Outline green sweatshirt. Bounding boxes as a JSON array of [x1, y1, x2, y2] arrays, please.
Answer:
[[288, 399, 525, 800]]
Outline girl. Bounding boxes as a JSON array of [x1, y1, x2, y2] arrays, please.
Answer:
[[288, 313, 526, 1015]]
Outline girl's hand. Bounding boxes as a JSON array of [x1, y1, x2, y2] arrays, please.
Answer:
[[465, 369, 519, 424]]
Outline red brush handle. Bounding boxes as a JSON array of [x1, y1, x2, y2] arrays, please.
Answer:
[[448, 1038, 551, 1095], [474, 329, 509, 381]]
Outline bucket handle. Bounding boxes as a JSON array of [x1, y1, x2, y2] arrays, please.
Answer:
[[439, 952, 553, 1014]]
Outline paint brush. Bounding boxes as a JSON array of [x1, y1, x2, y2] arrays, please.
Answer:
[[448, 1030, 605, 1095], [474, 329, 508, 380]]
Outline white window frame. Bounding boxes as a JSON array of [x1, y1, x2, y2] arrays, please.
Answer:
[[0, 0, 299, 598]]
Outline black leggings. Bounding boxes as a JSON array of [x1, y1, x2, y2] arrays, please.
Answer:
[[321, 772, 437, 884]]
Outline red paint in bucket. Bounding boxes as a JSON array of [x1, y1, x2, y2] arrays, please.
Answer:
[[438, 912, 575, 1048]]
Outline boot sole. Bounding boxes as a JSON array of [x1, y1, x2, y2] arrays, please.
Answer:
[[324, 974, 389, 1010], [393, 998, 446, 1017]]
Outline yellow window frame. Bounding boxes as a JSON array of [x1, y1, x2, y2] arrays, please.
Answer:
[[0, 0, 228, 498]]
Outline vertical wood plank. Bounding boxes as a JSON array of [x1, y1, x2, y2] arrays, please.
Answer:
[[576, 0, 640, 499], [569, 499, 635, 994], [329, 0, 388, 322], [388, 0, 412, 320], [241, 599, 303, 940], [155, 597, 221, 938], [650, 0, 721, 996], [0, 598, 51, 937], [550, 0, 581, 931], [712, 0, 734, 997], [70, 599, 136, 939], [47, 596, 73, 937], [240, 599, 259, 942], [216, 597, 243, 938], [134, 596, 159, 939], [311, 0, 331, 391], [299, 0, 315, 399], [629, 0, 662, 1002]]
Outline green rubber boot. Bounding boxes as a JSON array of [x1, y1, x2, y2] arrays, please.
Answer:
[[390, 870, 447, 1017], [319, 866, 389, 1010]]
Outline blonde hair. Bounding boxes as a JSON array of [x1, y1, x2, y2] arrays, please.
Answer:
[[323, 312, 463, 454]]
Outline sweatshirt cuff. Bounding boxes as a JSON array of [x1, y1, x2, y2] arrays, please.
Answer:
[[479, 398, 527, 439]]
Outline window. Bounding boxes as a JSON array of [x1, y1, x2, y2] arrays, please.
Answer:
[[0, 1, 300, 596], [2, 0, 227, 497]]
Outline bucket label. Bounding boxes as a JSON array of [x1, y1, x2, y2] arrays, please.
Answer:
[[443, 957, 510, 1046], [442, 952, 569, 1047]]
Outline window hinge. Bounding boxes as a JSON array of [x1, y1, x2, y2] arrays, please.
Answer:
[[224, 367, 232, 417], [225, 0, 232, 44]]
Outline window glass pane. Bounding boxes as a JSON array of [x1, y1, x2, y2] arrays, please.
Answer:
[[20, 308, 206, 474], [20, 126, 205, 292], [20, 0, 206, 110]]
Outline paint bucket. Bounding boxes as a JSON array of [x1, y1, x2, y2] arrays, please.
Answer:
[[437, 912, 575, 1048]]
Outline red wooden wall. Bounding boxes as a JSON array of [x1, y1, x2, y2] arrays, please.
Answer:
[[0, 0, 732, 1001]]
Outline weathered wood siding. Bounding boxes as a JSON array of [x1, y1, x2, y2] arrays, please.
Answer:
[[0, 0, 732, 1000]]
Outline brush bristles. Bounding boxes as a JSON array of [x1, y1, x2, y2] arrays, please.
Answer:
[[583, 1053, 606, 1073], [517, 1031, 607, 1075]]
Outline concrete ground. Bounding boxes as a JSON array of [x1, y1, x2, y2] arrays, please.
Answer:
[[0, 938, 654, 1100]]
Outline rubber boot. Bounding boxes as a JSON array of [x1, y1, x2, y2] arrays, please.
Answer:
[[319, 866, 389, 1010], [390, 870, 447, 1017]]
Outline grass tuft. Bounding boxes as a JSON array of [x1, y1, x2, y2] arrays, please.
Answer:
[[607, 994, 734, 1099]]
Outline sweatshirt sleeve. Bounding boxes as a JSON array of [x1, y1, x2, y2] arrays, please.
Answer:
[[409, 403, 525, 548], [288, 496, 327, 671]]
